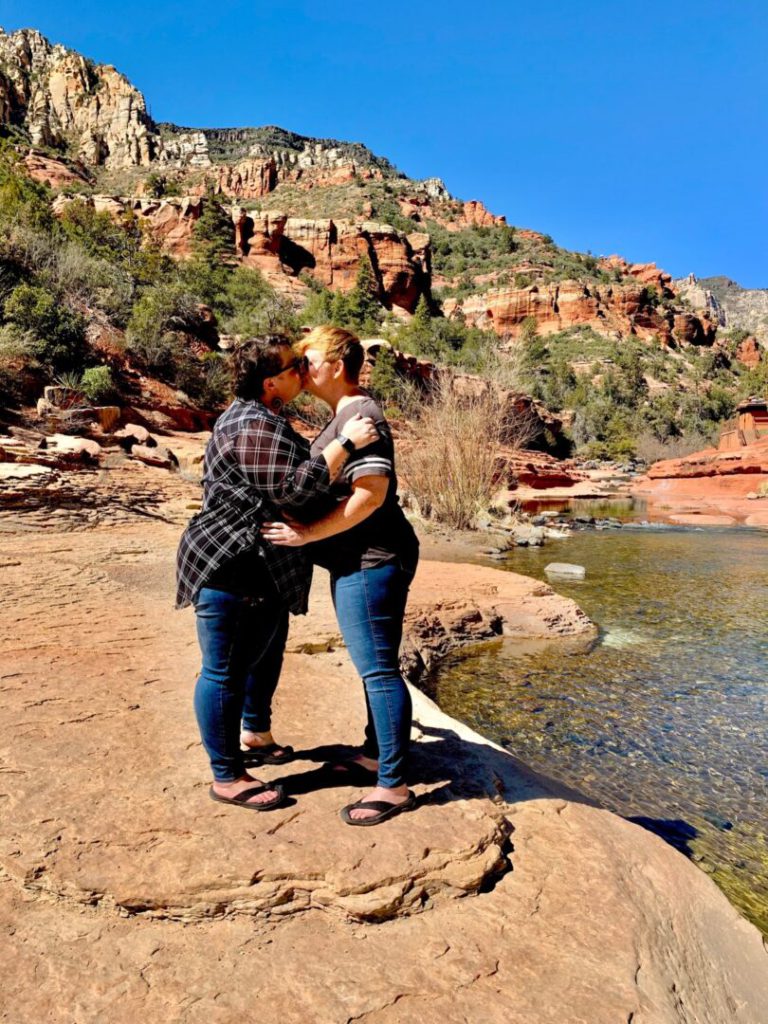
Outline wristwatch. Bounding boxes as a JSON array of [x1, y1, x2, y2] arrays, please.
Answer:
[[337, 433, 356, 453]]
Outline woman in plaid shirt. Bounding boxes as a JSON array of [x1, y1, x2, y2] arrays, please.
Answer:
[[176, 335, 378, 811]]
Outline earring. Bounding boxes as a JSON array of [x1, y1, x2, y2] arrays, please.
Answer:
[[270, 396, 284, 414]]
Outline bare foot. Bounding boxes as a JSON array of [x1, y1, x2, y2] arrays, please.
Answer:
[[212, 774, 282, 807], [240, 729, 289, 758], [348, 784, 410, 821]]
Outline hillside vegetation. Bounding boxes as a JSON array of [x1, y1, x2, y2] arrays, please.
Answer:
[[0, 26, 765, 463]]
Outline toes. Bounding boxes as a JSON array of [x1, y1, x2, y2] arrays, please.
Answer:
[[244, 788, 279, 805]]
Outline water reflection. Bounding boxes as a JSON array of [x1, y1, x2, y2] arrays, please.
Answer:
[[429, 526, 768, 934]]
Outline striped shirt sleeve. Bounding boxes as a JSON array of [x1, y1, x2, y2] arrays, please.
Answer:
[[341, 412, 394, 484], [342, 451, 393, 484]]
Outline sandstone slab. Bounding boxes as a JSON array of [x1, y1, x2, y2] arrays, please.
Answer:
[[0, 455, 766, 1023]]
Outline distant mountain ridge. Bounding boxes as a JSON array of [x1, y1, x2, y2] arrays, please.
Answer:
[[0, 27, 403, 179], [674, 274, 768, 342], [0, 25, 760, 358]]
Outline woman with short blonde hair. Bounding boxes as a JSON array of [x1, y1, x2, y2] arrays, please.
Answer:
[[263, 325, 420, 825]]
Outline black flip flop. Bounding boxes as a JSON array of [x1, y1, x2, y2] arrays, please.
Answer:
[[340, 790, 416, 826], [209, 782, 285, 811], [321, 760, 378, 785], [241, 743, 295, 766]]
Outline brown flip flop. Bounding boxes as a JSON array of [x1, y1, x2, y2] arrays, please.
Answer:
[[209, 782, 285, 811]]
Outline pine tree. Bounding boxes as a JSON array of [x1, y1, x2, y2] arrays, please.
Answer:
[[346, 254, 382, 333], [411, 294, 432, 330], [192, 189, 233, 265], [184, 189, 234, 307]]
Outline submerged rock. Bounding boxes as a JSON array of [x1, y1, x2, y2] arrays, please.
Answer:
[[545, 562, 587, 579]]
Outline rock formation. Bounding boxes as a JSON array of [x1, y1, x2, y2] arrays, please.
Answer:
[[234, 208, 431, 310], [675, 274, 768, 343], [213, 157, 277, 198], [22, 151, 92, 188], [599, 255, 674, 293], [49, 192, 430, 311], [445, 279, 718, 345], [735, 334, 762, 368], [0, 28, 158, 167], [633, 427, 768, 526]]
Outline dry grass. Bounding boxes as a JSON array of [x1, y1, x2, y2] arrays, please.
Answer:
[[634, 430, 716, 465], [398, 376, 537, 529]]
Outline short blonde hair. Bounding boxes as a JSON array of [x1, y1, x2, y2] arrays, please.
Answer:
[[295, 325, 365, 383]]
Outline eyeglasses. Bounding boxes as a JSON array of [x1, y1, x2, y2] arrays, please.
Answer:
[[271, 355, 308, 378]]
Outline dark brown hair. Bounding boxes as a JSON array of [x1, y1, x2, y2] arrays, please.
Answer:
[[232, 334, 294, 401]]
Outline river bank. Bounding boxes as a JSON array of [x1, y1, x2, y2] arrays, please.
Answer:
[[2, 439, 768, 1021], [427, 523, 768, 935]]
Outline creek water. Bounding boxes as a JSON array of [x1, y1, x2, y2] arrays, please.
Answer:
[[429, 509, 768, 934]]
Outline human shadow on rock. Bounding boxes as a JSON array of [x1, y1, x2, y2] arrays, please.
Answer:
[[276, 721, 598, 809], [627, 817, 699, 859]]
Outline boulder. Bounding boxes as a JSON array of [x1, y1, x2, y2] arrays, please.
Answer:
[[45, 434, 102, 459], [545, 562, 586, 579], [114, 424, 156, 450], [131, 444, 178, 469], [735, 335, 762, 369], [43, 385, 80, 408]]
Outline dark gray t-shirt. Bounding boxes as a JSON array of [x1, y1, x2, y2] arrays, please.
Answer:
[[307, 396, 418, 577]]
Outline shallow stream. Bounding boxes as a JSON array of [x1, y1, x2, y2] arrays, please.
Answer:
[[429, 514, 768, 933]]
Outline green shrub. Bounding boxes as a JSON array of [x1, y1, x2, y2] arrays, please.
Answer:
[[220, 267, 297, 337], [176, 351, 232, 409], [4, 282, 88, 372], [145, 172, 182, 199], [345, 255, 383, 333], [178, 255, 231, 310], [198, 352, 232, 408], [59, 199, 142, 265], [80, 365, 118, 404], [301, 283, 335, 326], [192, 191, 234, 265], [126, 282, 200, 365], [0, 148, 55, 233]]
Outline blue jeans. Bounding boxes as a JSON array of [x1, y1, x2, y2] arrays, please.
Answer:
[[193, 587, 289, 782], [331, 562, 415, 788]]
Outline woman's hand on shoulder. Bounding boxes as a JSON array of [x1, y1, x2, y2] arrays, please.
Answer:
[[343, 413, 379, 450], [261, 520, 309, 547]]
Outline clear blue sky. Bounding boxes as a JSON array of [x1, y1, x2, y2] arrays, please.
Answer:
[[3, 1, 766, 286]]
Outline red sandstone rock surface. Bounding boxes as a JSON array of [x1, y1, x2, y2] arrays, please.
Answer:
[[213, 157, 277, 198], [396, 196, 506, 231], [1, 453, 767, 1022], [52, 193, 203, 259], [444, 199, 507, 231], [445, 279, 716, 344], [236, 211, 430, 311], [599, 255, 673, 293], [211, 154, 385, 200], [634, 436, 768, 524], [23, 152, 91, 188], [736, 335, 762, 368], [646, 438, 768, 480]]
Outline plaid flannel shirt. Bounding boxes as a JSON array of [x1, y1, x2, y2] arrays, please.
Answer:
[[175, 398, 332, 614]]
